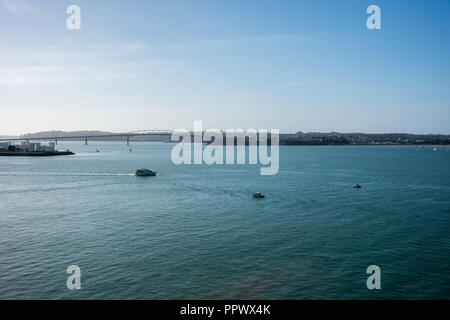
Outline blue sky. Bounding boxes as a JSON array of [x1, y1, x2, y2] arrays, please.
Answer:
[[0, 0, 449, 135]]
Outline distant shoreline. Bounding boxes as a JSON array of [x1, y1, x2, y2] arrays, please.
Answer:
[[1, 131, 449, 146], [0, 151, 75, 157]]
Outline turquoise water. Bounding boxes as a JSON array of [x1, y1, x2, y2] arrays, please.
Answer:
[[0, 142, 449, 299]]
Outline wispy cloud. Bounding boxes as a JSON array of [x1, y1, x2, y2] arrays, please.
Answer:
[[0, 61, 178, 87], [1, 0, 37, 17], [0, 66, 53, 86], [0, 32, 315, 87], [0, 41, 178, 87], [280, 78, 341, 87], [155, 33, 317, 50], [0, 40, 146, 61]]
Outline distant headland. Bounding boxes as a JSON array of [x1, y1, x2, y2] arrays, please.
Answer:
[[0, 141, 74, 157]]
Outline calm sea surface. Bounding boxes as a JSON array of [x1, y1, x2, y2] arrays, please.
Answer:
[[0, 142, 449, 299]]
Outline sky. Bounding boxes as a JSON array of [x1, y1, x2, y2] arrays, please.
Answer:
[[0, 0, 449, 135]]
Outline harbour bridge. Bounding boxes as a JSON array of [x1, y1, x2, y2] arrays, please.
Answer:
[[0, 130, 174, 146]]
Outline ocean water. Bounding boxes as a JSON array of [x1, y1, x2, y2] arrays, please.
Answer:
[[0, 142, 449, 299]]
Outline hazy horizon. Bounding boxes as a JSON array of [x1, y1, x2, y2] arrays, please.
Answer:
[[1, 128, 450, 138], [1, 0, 449, 135]]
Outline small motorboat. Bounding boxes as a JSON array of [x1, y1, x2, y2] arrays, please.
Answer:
[[135, 169, 157, 176], [96, 149, 100, 153], [353, 184, 362, 189], [252, 192, 265, 198]]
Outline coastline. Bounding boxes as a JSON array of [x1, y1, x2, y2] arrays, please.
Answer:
[[0, 151, 75, 157]]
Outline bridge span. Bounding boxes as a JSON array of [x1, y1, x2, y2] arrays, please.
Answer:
[[0, 130, 173, 145]]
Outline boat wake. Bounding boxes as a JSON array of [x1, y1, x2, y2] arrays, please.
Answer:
[[0, 171, 135, 177]]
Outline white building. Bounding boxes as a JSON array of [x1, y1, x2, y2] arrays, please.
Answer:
[[28, 142, 41, 151], [46, 142, 55, 152], [28, 142, 55, 152]]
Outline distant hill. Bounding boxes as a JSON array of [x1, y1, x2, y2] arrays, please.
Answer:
[[20, 130, 171, 142], [20, 131, 116, 138]]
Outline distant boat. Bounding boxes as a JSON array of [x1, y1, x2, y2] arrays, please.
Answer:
[[353, 184, 362, 189], [252, 192, 265, 198], [96, 149, 100, 153], [135, 169, 156, 176], [433, 148, 437, 151]]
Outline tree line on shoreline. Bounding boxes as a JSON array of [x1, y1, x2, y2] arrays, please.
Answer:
[[279, 132, 450, 145]]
